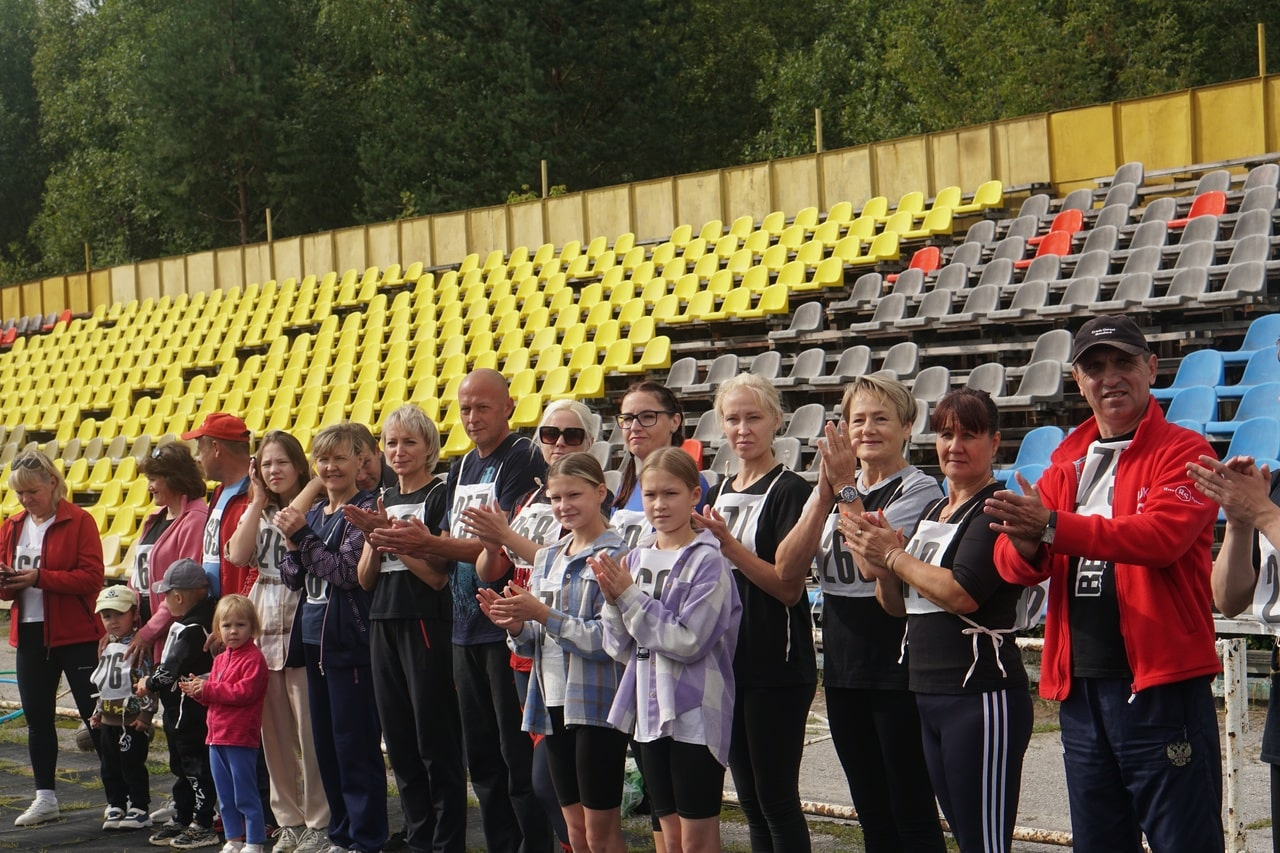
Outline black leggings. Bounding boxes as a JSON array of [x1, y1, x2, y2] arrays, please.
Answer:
[[728, 682, 815, 852], [825, 685, 946, 853], [543, 706, 630, 810], [636, 738, 725, 821], [15, 623, 100, 790]]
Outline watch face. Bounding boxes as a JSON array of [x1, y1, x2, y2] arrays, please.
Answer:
[[838, 486, 859, 503]]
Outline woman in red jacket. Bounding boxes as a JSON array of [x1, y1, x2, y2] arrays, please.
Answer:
[[0, 452, 105, 827]]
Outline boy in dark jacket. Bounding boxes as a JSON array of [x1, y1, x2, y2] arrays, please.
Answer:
[[136, 558, 218, 849]]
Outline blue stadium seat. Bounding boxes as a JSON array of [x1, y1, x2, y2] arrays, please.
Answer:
[[1164, 385, 1217, 434], [1220, 313, 1280, 365], [995, 425, 1065, 483], [1215, 347, 1280, 400], [1205, 383, 1280, 437], [1150, 348, 1224, 402], [1223, 417, 1280, 463]]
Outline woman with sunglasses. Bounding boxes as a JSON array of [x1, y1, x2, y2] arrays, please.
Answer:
[[0, 452, 106, 827], [127, 444, 211, 666], [609, 381, 709, 551], [468, 398, 603, 853]]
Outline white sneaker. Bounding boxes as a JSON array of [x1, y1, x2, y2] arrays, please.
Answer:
[[217, 842, 243, 853], [117, 807, 153, 830], [14, 797, 59, 826], [242, 845, 264, 853], [150, 797, 177, 822], [103, 805, 125, 829]]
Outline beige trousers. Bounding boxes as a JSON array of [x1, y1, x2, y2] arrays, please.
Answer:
[[261, 666, 330, 830]]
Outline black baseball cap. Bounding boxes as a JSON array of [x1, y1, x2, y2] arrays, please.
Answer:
[[1070, 314, 1150, 364]]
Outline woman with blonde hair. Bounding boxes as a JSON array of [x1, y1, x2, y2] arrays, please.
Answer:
[[347, 405, 468, 853], [0, 452, 106, 826], [700, 373, 815, 851]]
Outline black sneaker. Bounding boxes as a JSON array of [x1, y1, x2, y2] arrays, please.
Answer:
[[169, 822, 220, 849], [149, 820, 186, 846]]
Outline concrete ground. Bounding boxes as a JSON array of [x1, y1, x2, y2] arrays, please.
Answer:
[[0, 637, 1272, 851]]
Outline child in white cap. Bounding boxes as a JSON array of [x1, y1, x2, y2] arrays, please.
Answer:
[[90, 584, 157, 831]]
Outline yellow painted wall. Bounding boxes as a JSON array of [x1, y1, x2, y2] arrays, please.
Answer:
[[11, 73, 1280, 317]]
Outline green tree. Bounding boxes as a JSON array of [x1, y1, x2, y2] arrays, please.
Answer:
[[0, 0, 48, 279]]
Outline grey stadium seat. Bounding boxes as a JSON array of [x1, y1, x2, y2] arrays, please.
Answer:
[[1143, 267, 1208, 309], [988, 280, 1048, 322], [1041, 277, 1101, 317], [911, 365, 952, 403], [768, 300, 823, 342], [994, 360, 1064, 408], [940, 284, 1001, 326], [848, 293, 907, 335], [774, 347, 826, 389], [1202, 261, 1268, 305], [812, 346, 871, 388], [784, 403, 827, 444], [966, 361, 1007, 396], [877, 341, 920, 381], [1091, 272, 1153, 312]]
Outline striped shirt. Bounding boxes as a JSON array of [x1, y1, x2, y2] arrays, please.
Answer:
[[510, 528, 628, 735], [603, 528, 742, 766]]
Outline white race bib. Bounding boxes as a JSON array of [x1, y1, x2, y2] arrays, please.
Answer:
[[902, 518, 960, 615], [92, 641, 134, 703], [382, 501, 426, 574], [610, 508, 652, 551]]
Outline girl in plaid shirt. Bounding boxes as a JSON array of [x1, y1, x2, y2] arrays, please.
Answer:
[[479, 452, 630, 853], [594, 447, 742, 853]]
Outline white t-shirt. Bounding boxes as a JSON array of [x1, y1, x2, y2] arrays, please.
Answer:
[[16, 515, 54, 623]]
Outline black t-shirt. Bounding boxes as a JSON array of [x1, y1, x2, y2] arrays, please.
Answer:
[[905, 483, 1030, 694], [369, 480, 452, 621], [445, 433, 547, 645], [708, 465, 816, 688], [823, 467, 943, 691], [1067, 433, 1136, 680]]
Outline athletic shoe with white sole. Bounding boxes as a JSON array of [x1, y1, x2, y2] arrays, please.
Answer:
[[150, 798, 177, 823], [14, 797, 59, 827], [292, 827, 331, 853], [103, 805, 125, 830], [148, 819, 186, 845], [117, 807, 154, 830], [169, 822, 220, 849]]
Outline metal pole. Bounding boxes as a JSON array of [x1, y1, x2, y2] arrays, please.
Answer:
[[815, 108, 824, 154], [265, 207, 273, 243], [541, 160, 549, 199], [83, 242, 91, 276], [1219, 638, 1249, 853]]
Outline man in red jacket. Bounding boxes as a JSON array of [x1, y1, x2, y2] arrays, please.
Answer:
[[183, 412, 254, 598], [985, 315, 1224, 853]]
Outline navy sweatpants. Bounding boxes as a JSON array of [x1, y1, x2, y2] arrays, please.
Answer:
[[1059, 676, 1223, 853], [304, 646, 388, 853]]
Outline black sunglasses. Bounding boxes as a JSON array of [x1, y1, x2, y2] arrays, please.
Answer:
[[14, 455, 47, 470], [538, 426, 587, 447]]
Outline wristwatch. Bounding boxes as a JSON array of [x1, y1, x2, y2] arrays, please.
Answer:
[[1039, 511, 1057, 545], [836, 484, 862, 504]]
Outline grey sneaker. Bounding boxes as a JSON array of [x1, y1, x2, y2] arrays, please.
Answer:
[[272, 825, 303, 853], [14, 797, 59, 827], [149, 819, 186, 845], [292, 827, 331, 853], [169, 822, 220, 849]]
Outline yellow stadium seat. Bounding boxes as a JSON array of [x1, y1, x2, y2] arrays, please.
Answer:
[[691, 254, 720, 282], [554, 304, 582, 332], [559, 240, 582, 265], [678, 291, 715, 323], [615, 298, 645, 329], [953, 179, 1003, 215], [482, 248, 505, 273], [825, 201, 854, 227], [437, 353, 468, 387], [602, 340, 632, 373], [532, 242, 556, 267], [890, 191, 925, 221], [760, 211, 786, 235], [501, 348, 531, 378], [510, 394, 542, 430], [532, 345, 563, 378], [472, 352, 498, 372], [740, 266, 770, 294], [560, 324, 586, 351], [728, 215, 755, 240], [607, 278, 635, 307], [506, 246, 529, 268], [619, 335, 671, 375], [931, 186, 962, 213], [441, 422, 472, 458], [754, 283, 791, 316], [760, 243, 789, 273], [849, 230, 901, 266], [831, 235, 863, 264], [680, 237, 707, 263], [64, 458, 90, 492], [650, 294, 681, 324], [529, 326, 558, 353], [619, 246, 646, 272], [669, 224, 693, 248], [524, 307, 550, 333], [557, 364, 604, 401], [905, 206, 953, 239], [539, 366, 571, 400], [707, 269, 735, 297], [626, 315, 655, 346], [650, 241, 676, 267]]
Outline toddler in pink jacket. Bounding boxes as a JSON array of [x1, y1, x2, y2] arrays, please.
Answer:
[[181, 594, 269, 853]]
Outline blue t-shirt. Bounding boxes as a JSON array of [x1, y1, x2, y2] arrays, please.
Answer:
[[445, 433, 547, 645]]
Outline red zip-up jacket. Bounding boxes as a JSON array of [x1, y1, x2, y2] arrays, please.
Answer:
[[994, 399, 1220, 699], [0, 501, 105, 648], [201, 641, 268, 748]]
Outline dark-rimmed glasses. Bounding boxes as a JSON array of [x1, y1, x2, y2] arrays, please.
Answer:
[[615, 410, 673, 430], [538, 426, 587, 446]]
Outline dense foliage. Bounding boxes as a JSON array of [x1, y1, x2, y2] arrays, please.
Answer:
[[0, 0, 1275, 282]]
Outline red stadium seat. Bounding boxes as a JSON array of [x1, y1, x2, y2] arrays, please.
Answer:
[[1168, 191, 1226, 228], [886, 246, 941, 284], [1014, 229, 1071, 269]]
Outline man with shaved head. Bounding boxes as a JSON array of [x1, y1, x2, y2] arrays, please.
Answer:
[[371, 368, 550, 853]]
